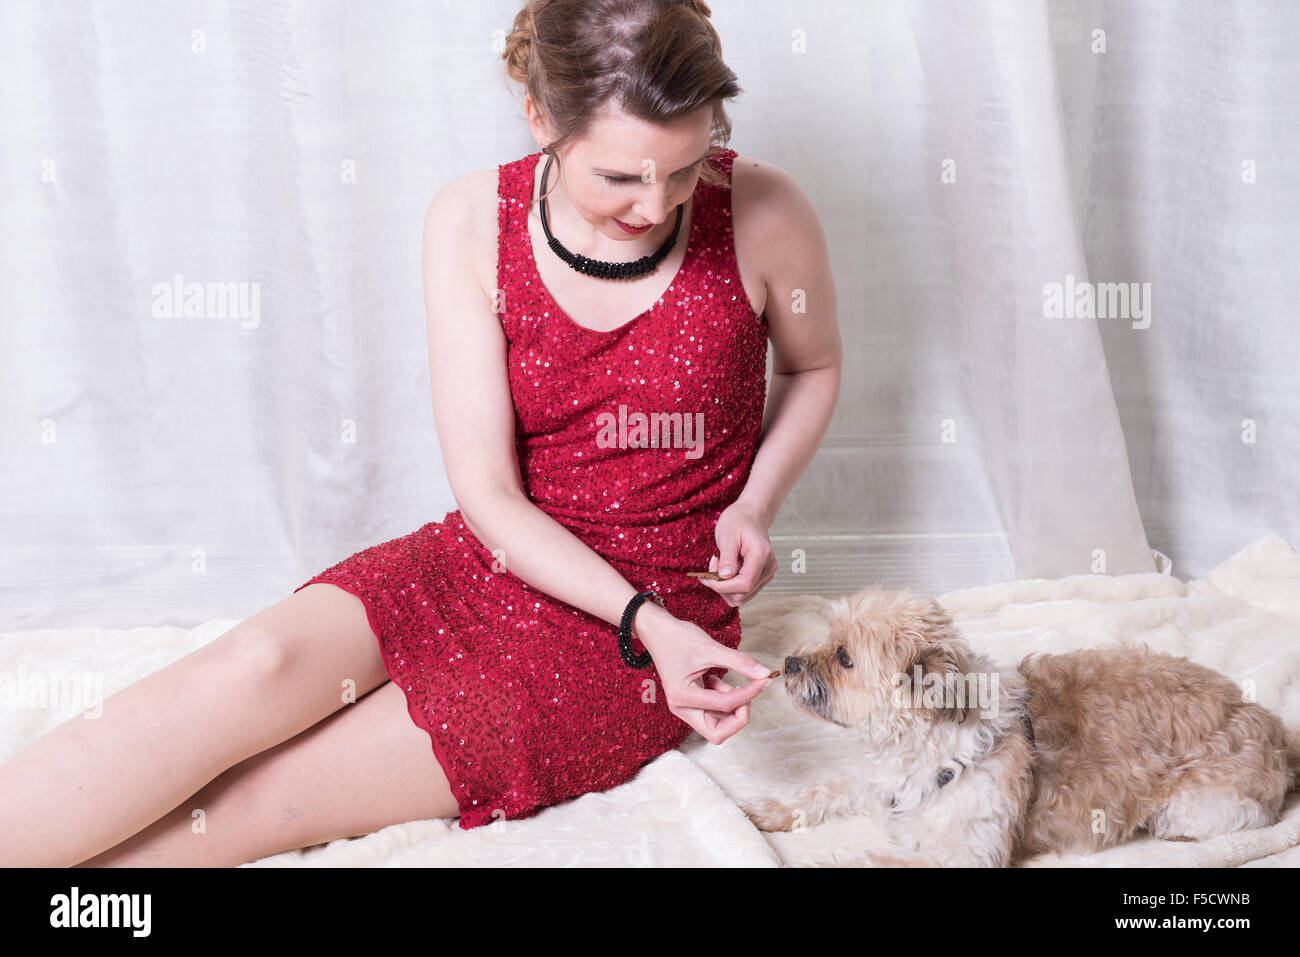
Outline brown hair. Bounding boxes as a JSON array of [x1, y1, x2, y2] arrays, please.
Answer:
[[502, 0, 742, 203]]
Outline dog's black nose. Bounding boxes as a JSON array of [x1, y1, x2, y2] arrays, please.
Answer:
[[784, 656, 801, 675]]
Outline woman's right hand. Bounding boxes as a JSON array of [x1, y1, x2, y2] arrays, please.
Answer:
[[633, 603, 774, 745]]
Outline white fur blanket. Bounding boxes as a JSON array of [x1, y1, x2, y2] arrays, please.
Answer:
[[3, 533, 1297, 867]]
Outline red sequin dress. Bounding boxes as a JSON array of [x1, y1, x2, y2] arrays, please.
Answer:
[[293, 146, 768, 829]]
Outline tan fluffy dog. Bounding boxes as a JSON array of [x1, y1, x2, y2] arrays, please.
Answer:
[[742, 586, 1299, 866]]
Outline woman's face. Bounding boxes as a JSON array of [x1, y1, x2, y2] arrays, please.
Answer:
[[532, 103, 714, 244]]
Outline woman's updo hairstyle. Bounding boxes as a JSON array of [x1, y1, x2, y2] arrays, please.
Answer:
[[502, 0, 742, 203]]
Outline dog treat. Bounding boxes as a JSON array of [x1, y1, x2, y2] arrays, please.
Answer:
[[767, 669, 781, 679]]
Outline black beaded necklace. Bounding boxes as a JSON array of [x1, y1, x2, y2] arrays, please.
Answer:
[[537, 149, 684, 280]]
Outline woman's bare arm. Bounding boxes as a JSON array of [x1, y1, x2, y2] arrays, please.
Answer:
[[729, 156, 842, 529]]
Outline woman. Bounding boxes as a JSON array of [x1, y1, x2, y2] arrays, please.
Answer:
[[0, 0, 839, 866]]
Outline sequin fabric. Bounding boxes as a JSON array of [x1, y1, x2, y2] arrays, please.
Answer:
[[293, 146, 768, 830]]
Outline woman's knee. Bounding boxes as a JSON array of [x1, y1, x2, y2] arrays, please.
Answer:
[[195, 622, 292, 688], [204, 584, 386, 692]]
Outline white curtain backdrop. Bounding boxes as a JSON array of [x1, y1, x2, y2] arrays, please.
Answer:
[[2, 0, 1296, 630]]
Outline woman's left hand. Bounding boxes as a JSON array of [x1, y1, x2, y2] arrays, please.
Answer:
[[700, 501, 777, 607]]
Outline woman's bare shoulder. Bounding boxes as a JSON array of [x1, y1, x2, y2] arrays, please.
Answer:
[[728, 154, 817, 319], [730, 154, 827, 278], [426, 167, 499, 231], [729, 153, 817, 240], [424, 167, 502, 301]]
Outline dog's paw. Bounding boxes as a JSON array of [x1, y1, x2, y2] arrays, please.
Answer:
[[743, 797, 804, 832]]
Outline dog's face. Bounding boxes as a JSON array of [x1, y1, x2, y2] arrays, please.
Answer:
[[782, 586, 976, 731]]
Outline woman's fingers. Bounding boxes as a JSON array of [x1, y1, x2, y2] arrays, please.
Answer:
[[705, 674, 752, 730], [672, 673, 769, 712], [701, 553, 753, 594], [693, 695, 725, 740], [702, 546, 769, 605], [679, 674, 758, 744], [690, 705, 737, 744], [704, 704, 748, 741], [702, 673, 735, 722], [691, 674, 755, 743], [737, 556, 778, 604], [721, 554, 777, 606]]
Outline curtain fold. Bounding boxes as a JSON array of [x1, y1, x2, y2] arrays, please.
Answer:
[[903, 0, 1154, 578]]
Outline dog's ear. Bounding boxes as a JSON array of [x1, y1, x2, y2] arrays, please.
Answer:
[[919, 598, 959, 638], [901, 599, 974, 725], [900, 645, 971, 725]]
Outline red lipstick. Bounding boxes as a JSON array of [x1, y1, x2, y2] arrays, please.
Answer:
[[615, 218, 653, 234]]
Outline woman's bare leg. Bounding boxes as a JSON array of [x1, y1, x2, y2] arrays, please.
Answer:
[[0, 583, 390, 867], [76, 680, 460, 868]]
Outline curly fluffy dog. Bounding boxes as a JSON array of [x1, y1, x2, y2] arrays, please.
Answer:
[[742, 586, 1299, 867]]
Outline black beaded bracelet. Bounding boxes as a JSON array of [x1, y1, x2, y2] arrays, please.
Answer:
[[617, 590, 663, 669]]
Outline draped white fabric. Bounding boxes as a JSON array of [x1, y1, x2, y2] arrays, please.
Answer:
[[2, 0, 1295, 630]]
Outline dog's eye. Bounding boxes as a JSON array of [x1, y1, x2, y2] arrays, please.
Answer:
[[836, 645, 853, 668]]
